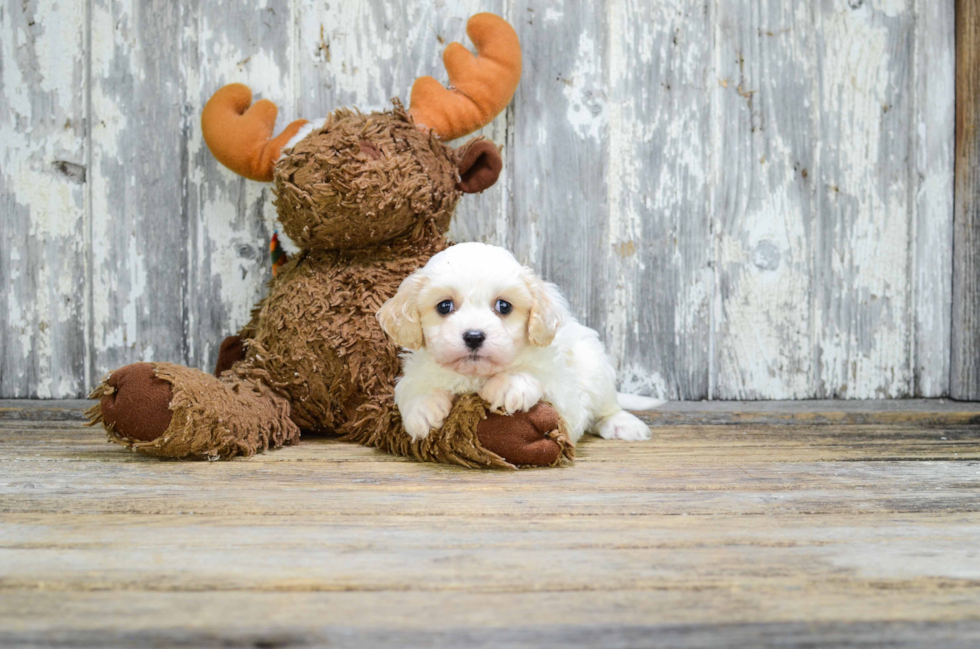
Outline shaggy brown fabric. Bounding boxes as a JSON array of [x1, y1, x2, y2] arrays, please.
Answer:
[[214, 335, 246, 376], [88, 362, 300, 460], [87, 101, 573, 469], [95, 362, 173, 442]]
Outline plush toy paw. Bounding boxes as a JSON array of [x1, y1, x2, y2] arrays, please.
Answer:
[[97, 363, 174, 442], [477, 402, 568, 467], [402, 390, 455, 441], [479, 373, 543, 414], [596, 411, 651, 441]]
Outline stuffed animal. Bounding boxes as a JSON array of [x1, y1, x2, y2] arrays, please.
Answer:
[[86, 13, 572, 469]]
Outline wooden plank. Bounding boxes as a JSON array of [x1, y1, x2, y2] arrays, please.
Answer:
[[181, 0, 295, 372], [2, 592, 979, 648], [812, 1, 916, 398], [5, 421, 980, 462], [88, 0, 187, 376], [603, 0, 712, 400], [952, 0, 980, 399], [3, 422, 980, 518], [713, 1, 815, 399], [0, 0, 88, 398], [2, 512, 980, 592], [507, 2, 609, 334], [913, 0, 955, 397]]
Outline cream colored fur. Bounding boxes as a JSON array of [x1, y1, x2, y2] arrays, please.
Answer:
[[378, 243, 655, 443]]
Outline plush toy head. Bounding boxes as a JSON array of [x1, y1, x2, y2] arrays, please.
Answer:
[[200, 13, 520, 251]]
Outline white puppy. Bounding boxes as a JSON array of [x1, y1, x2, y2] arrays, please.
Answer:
[[377, 242, 661, 443]]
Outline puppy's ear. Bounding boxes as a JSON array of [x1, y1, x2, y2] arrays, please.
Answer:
[[524, 270, 567, 347], [377, 273, 427, 350]]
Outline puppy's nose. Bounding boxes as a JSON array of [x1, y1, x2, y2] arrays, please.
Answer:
[[463, 330, 486, 351]]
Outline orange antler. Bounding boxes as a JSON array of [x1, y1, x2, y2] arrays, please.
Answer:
[[201, 84, 308, 182], [409, 13, 522, 141]]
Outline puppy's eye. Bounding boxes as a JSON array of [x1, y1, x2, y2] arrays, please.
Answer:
[[436, 300, 454, 315], [495, 299, 513, 316]]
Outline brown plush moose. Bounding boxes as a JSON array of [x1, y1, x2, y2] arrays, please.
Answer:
[[86, 13, 572, 468]]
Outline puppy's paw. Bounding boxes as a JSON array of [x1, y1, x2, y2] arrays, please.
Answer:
[[596, 411, 651, 441], [401, 390, 455, 441], [479, 373, 543, 414]]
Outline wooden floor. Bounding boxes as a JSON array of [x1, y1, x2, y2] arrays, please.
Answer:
[[2, 400, 980, 648]]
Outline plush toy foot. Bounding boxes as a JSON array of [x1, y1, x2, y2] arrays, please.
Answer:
[[214, 335, 246, 376], [477, 402, 573, 467], [87, 362, 300, 460], [96, 362, 174, 442]]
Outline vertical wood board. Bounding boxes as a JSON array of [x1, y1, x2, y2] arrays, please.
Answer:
[[604, 0, 713, 400], [713, 0, 816, 399], [952, 0, 980, 399], [0, 0, 88, 398], [811, 0, 915, 398], [88, 0, 188, 376]]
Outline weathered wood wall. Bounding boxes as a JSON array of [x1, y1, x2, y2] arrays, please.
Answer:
[[953, 0, 980, 400], [0, 0, 956, 400]]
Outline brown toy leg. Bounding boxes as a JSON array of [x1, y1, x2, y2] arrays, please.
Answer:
[[477, 403, 571, 467], [87, 362, 300, 460], [214, 335, 246, 376]]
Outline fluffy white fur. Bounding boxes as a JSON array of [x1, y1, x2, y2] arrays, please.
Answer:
[[377, 242, 661, 443]]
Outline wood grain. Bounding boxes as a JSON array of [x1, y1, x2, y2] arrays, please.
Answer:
[[914, 0, 955, 397], [604, 0, 713, 400], [0, 1, 961, 400], [1, 405, 979, 646], [952, 0, 980, 399], [812, 1, 915, 398], [0, 0, 88, 398], [713, 1, 815, 399], [88, 0, 188, 376]]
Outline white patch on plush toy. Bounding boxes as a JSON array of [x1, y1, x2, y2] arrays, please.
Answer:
[[283, 117, 327, 153], [260, 210, 300, 257]]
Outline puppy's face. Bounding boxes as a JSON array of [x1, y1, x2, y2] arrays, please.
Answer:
[[378, 244, 565, 376]]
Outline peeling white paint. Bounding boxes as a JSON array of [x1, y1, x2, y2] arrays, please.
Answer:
[[1, 0, 87, 397], [619, 364, 669, 400], [0, 0, 958, 400], [813, 2, 913, 398], [561, 30, 606, 142]]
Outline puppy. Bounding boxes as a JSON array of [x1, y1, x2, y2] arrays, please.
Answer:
[[377, 243, 661, 443]]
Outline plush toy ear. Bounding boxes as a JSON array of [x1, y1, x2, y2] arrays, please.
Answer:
[[377, 273, 427, 350], [457, 139, 503, 193], [524, 270, 567, 347]]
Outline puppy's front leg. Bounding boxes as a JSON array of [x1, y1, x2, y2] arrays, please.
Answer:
[[398, 390, 455, 440], [395, 375, 455, 440], [479, 373, 543, 414]]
